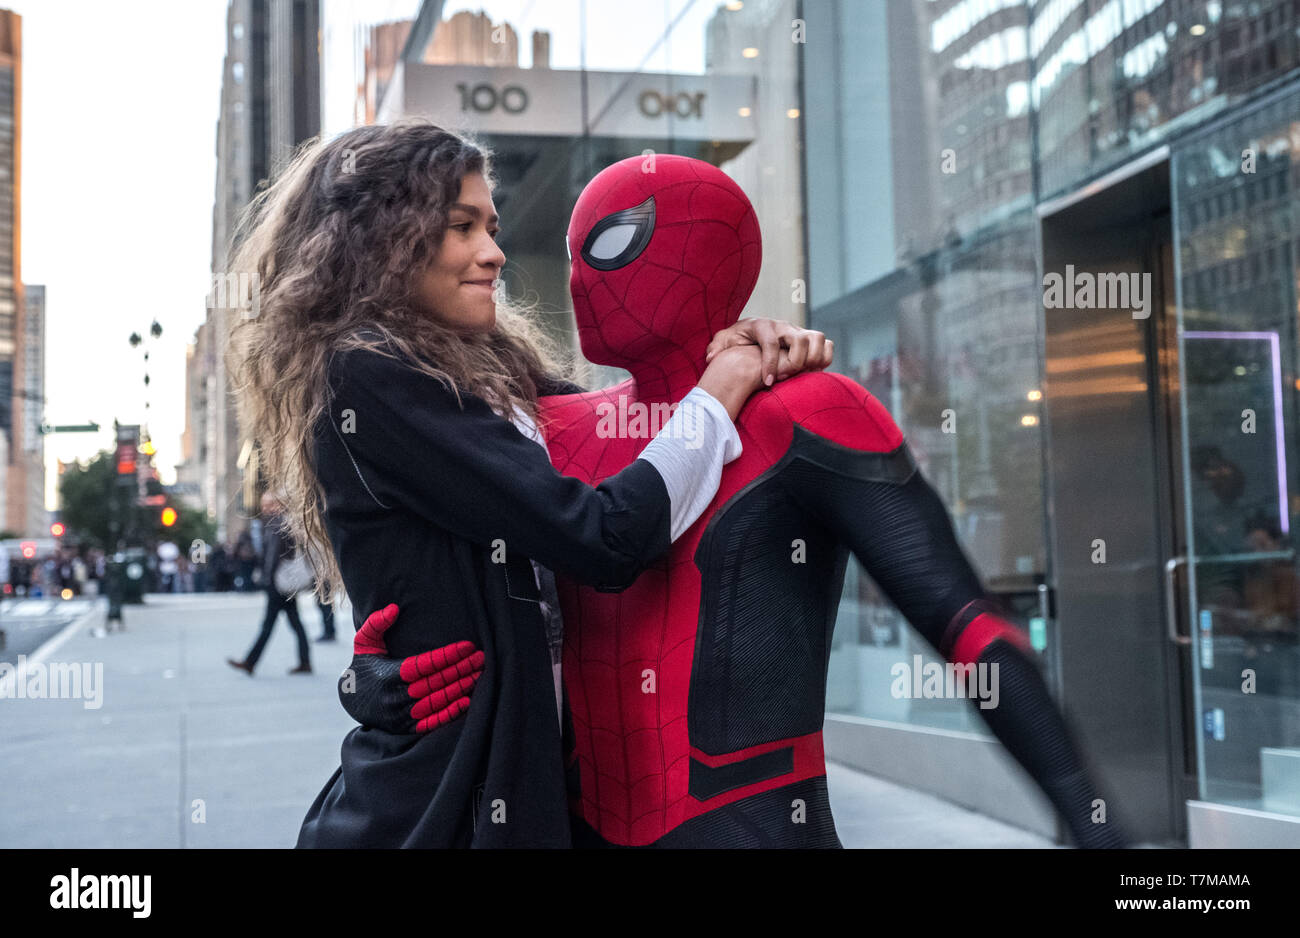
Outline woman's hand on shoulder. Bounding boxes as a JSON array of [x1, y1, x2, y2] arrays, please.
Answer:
[[698, 319, 834, 420], [697, 343, 800, 420], [704, 318, 833, 388]]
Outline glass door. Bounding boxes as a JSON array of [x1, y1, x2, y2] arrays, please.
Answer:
[[1173, 83, 1300, 819]]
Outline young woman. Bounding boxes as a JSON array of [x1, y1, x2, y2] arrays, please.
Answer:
[[228, 120, 830, 847]]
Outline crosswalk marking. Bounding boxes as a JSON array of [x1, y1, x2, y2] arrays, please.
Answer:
[[3, 600, 58, 617]]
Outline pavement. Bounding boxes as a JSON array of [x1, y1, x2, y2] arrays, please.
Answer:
[[0, 593, 1055, 848]]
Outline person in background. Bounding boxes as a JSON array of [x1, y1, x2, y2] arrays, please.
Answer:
[[54, 549, 76, 595], [71, 552, 87, 595], [10, 555, 32, 596], [191, 550, 209, 593], [234, 532, 257, 591], [226, 491, 312, 676], [88, 549, 105, 596], [156, 541, 180, 593], [314, 583, 336, 643], [209, 542, 232, 591]]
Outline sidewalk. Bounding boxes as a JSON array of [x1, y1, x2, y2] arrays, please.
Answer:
[[826, 762, 1055, 847], [1, 593, 1056, 848], [1, 592, 356, 848]]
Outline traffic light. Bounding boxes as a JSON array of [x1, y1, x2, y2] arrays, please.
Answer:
[[50, 521, 66, 538], [161, 507, 178, 527], [114, 424, 141, 490]]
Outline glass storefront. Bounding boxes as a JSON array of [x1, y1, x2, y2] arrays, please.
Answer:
[[806, 0, 1046, 735], [1035, 0, 1300, 201], [1173, 81, 1300, 816], [804, 0, 1300, 831], [816, 225, 1047, 735]]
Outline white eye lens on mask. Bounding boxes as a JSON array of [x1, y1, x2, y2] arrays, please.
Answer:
[[580, 196, 656, 271], [587, 224, 637, 261]]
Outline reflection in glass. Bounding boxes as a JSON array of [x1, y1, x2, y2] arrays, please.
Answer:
[[1175, 83, 1300, 817]]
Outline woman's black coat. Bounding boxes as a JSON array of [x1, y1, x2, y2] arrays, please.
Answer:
[[296, 346, 671, 847]]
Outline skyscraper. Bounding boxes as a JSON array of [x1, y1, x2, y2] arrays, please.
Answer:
[[20, 281, 43, 536], [0, 8, 27, 536], [198, 0, 320, 541]]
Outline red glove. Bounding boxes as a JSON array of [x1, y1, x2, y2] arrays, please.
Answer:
[[340, 603, 485, 733]]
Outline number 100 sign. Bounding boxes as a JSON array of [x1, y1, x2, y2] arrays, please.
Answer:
[[456, 82, 529, 114]]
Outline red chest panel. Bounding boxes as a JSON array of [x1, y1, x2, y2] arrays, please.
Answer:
[[538, 371, 901, 844]]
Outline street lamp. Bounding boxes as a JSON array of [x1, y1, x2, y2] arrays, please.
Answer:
[[128, 320, 163, 426]]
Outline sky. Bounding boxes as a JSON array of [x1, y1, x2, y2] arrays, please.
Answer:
[[13, 0, 230, 508], [16, 0, 718, 511], [16, 0, 422, 509]]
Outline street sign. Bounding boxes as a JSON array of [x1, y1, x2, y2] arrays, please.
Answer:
[[39, 422, 100, 435]]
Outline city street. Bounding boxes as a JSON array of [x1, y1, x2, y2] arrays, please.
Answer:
[[0, 592, 1054, 848]]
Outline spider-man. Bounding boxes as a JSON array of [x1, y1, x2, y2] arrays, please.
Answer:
[[346, 155, 1127, 848]]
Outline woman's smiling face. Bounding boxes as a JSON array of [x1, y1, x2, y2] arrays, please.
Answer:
[[415, 172, 505, 333]]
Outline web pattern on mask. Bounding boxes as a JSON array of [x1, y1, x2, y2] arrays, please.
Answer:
[[568, 175, 761, 395]]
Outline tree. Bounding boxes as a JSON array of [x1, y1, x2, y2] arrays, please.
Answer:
[[59, 450, 216, 551], [58, 451, 118, 548]]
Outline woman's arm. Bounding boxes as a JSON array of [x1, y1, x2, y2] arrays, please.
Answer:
[[326, 347, 740, 591]]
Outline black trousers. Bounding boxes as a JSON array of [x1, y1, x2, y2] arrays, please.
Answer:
[[316, 596, 335, 638], [245, 588, 309, 670]]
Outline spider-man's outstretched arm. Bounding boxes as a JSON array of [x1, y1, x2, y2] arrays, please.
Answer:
[[776, 412, 1127, 848]]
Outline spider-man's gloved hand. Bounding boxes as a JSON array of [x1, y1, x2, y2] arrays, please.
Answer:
[[338, 603, 485, 734]]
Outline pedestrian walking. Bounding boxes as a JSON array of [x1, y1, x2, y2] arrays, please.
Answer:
[[227, 492, 312, 676]]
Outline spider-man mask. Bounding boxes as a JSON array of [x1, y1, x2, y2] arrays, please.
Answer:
[[566, 155, 762, 375]]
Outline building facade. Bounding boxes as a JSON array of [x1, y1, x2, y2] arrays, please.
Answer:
[[174, 323, 208, 503], [0, 10, 40, 539], [0, 8, 24, 535], [805, 0, 1300, 847], [20, 281, 42, 536], [195, 0, 320, 542]]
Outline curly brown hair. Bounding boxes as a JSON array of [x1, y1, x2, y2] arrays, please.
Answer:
[[226, 119, 568, 599]]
